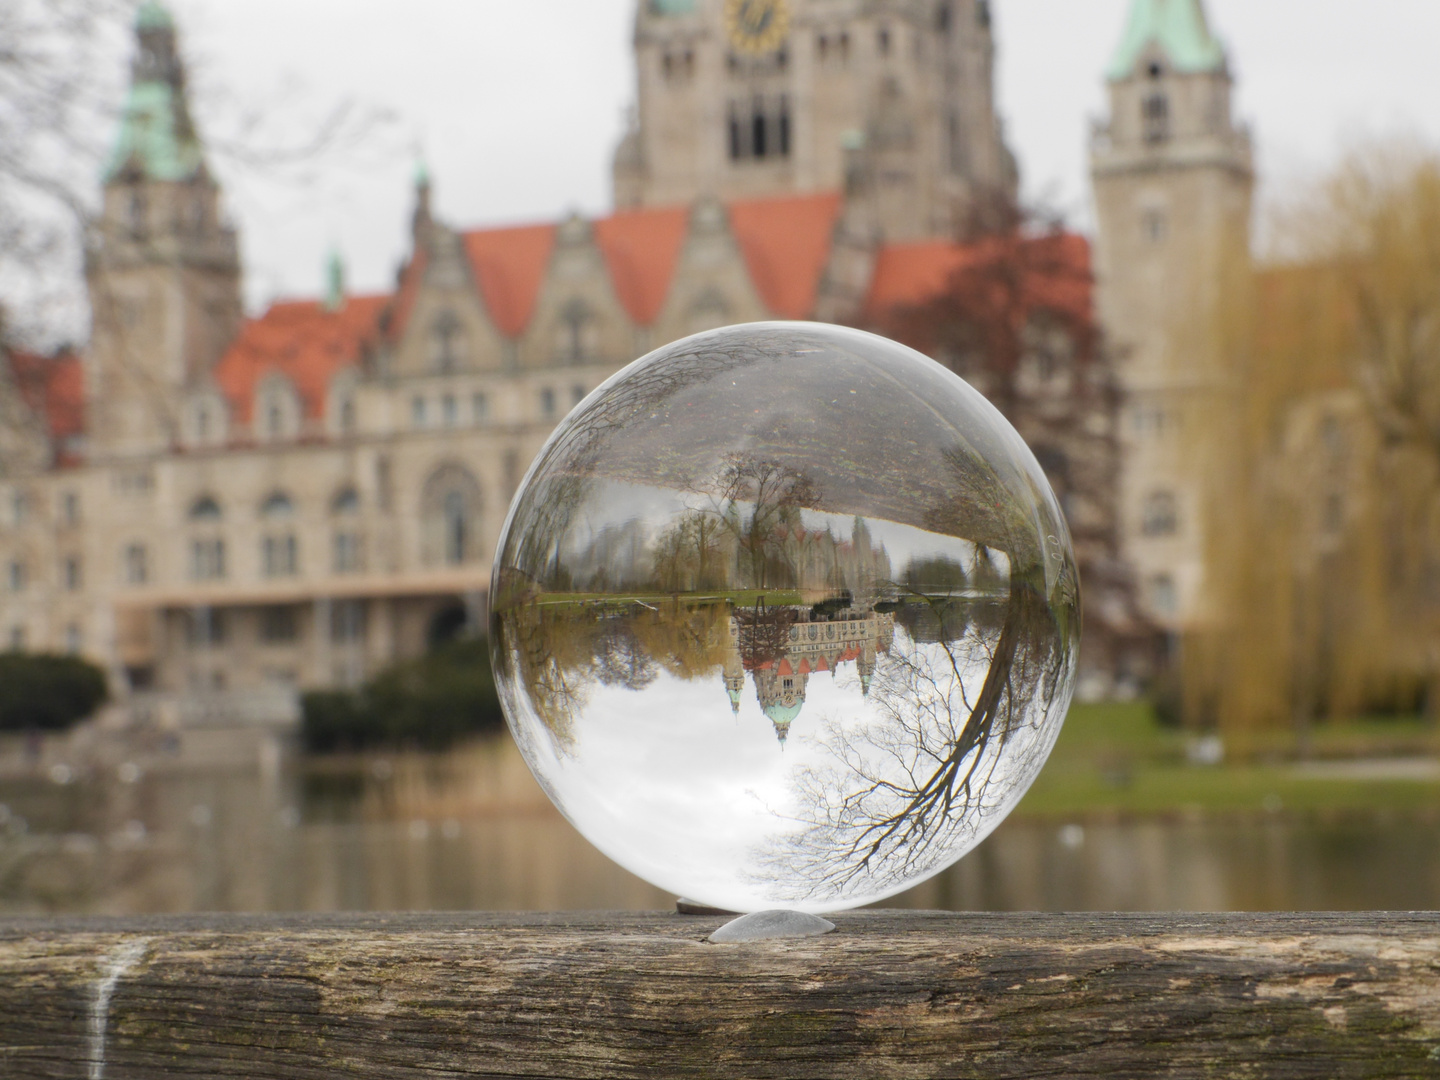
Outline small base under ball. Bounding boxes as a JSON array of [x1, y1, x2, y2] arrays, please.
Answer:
[[708, 909, 837, 943]]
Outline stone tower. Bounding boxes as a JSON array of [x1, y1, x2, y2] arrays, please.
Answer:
[[84, 0, 242, 457], [614, 0, 1017, 241], [1090, 0, 1253, 629]]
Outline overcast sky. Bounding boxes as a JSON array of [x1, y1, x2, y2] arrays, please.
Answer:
[[153, 0, 1440, 313]]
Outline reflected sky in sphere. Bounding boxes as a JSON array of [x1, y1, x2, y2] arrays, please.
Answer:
[[490, 323, 1080, 913]]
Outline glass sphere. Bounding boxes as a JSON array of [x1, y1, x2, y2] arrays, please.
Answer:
[[491, 322, 1079, 913]]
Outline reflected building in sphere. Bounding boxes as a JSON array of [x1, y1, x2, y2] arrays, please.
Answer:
[[724, 604, 896, 743]]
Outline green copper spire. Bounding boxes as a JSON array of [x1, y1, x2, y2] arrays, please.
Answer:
[[103, 2, 205, 183], [135, 1, 174, 31], [650, 0, 696, 14], [1107, 0, 1226, 81], [324, 250, 347, 313]]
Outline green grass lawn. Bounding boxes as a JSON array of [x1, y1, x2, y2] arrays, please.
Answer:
[[1015, 702, 1440, 820]]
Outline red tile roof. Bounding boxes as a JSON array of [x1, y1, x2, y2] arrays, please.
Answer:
[[866, 231, 1093, 320], [462, 223, 558, 338], [7, 349, 84, 450], [214, 295, 387, 425], [728, 192, 845, 319], [593, 205, 690, 326]]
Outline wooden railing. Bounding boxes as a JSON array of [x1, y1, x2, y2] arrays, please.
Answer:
[[1, 911, 1437, 1077]]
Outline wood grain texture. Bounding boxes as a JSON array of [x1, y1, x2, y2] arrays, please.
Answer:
[[0, 911, 1438, 1079]]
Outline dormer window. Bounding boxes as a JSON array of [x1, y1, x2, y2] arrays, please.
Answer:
[[1148, 61, 1164, 79], [257, 375, 301, 442], [127, 187, 147, 236], [557, 298, 598, 365]]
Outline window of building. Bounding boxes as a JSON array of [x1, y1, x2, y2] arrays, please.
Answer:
[[61, 492, 80, 526], [817, 33, 828, 60], [443, 491, 467, 565], [191, 538, 225, 581], [190, 495, 222, 522], [878, 26, 891, 56], [838, 31, 850, 59], [1141, 490, 1180, 537], [429, 309, 466, 373], [259, 605, 298, 644], [8, 626, 24, 652], [557, 298, 597, 365], [332, 488, 359, 516], [1143, 93, 1170, 143], [331, 600, 366, 645], [64, 557, 81, 591], [127, 187, 147, 236], [442, 393, 458, 428], [751, 96, 768, 157], [472, 392, 489, 423], [540, 387, 557, 418], [976, 0, 990, 28], [412, 395, 428, 429], [937, 2, 951, 33], [1149, 574, 1177, 616], [571, 384, 587, 406], [422, 464, 483, 567], [124, 543, 148, 585], [7, 561, 24, 592], [339, 396, 357, 433], [262, 535, 298, 578], [333, 531, 362, 574], [186, 607, 226, 647], [1323, 491, 1346, 535], [777, 95, 791, 155], [11, 492, 27, 527], [728, 105, 744, 160], [65, 624, 82, 655]]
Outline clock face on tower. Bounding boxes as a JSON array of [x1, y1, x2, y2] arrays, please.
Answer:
[[724, 0, 790, 55]]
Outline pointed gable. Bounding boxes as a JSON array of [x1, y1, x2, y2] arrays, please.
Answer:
[[593, 205, 690, 326], [215, 295, 387, 425], [462, 224, 558, 339], [727, 192, 845, 319]]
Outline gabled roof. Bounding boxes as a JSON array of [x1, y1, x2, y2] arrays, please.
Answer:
[[728, 192, 845, 319], [864, 232, 1092, 322], [6, 350, 84, 461], [461, 224, 558, 339], [214, 295, 387, 425], [1107, 0, 1226, 81], [593, 205, 690, 326]]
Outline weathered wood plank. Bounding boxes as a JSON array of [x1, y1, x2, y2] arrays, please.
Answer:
[[0, 911, 1437, 1079]]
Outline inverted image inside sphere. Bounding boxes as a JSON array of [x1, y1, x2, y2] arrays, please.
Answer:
[[491, 323, 1079, 914]]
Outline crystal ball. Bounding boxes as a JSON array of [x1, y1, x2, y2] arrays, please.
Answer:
[[491, 322, 1079, 913]]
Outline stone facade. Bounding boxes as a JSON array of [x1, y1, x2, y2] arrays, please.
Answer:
[[0, 0, 1161, 723], [615, 0, 1017, 241], [1089, 0, 1253, 630]]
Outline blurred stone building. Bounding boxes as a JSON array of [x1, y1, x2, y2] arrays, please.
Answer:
[[0, 0, 1209, 723]]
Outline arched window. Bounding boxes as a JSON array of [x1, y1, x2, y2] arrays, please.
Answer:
[[443, 491, 467, 565], [261, 492, 298, 577], [429, 309, 466, 372], [1141, 491, 1179, 537], [557, 298, 598, 364], [751, 97, 768, 157], [332, 487, 362, 573], [332, 488, 360, 516], [1143, 93, 1170, 143], [190, 496, 222, 521], [261, 492, 294, 519], [422, 464, 483, 567]]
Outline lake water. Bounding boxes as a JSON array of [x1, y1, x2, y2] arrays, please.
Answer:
[[1, 729, 1436, 915]]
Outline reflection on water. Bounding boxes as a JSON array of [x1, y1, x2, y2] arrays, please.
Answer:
[[1, 733, 1436, 915], [491, 324, 1081, 912]]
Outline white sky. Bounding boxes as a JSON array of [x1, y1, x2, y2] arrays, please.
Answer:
[[153, 0, 1440, 313]]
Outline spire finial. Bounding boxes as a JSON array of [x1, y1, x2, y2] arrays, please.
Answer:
[[324, 249, 346, 313]]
